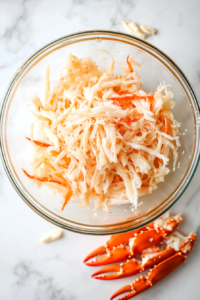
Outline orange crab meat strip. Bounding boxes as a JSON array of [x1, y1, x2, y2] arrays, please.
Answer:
[[22, 169, 64, 185], [141, 184, 149, 188], [127, 55, 134, 73], [26, 137, 51, 147], [120, 117, 138, 123], [165, 117, 169, 135], [61, 189, 73, 210], [118, 90, 131, 95], [109, 95, 154, 102]]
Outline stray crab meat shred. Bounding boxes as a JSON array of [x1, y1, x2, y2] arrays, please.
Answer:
[[23, 54, 180, 211], [123, 21, 146, 39], [84, 212, 196, 300], [40, 229, 63, 243], [140, 25, 157, 35]]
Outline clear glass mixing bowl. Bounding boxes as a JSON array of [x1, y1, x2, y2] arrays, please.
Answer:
[[0, 30, 199, 235]]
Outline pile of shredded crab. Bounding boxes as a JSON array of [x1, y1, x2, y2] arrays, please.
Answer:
[[23, 54, 180, 211]]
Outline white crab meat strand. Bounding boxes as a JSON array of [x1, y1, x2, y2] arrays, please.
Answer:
[[154, 213, 182, 232], [123, 21, 146, 39], [166, 236, 183, 251], [141, 252, 159, 266], [140, 25, 157, 35], [40, 229, 63, 243]]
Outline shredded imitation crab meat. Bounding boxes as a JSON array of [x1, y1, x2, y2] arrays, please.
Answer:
[[24, 54, 180, 211]]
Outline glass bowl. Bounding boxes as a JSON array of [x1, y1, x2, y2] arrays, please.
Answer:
[[0, 30, 199, 235]]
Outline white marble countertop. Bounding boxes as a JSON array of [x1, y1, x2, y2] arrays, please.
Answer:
[[0, 0, 200, 299]]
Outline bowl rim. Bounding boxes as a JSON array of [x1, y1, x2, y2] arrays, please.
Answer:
[[0, 29, 200, 235]]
